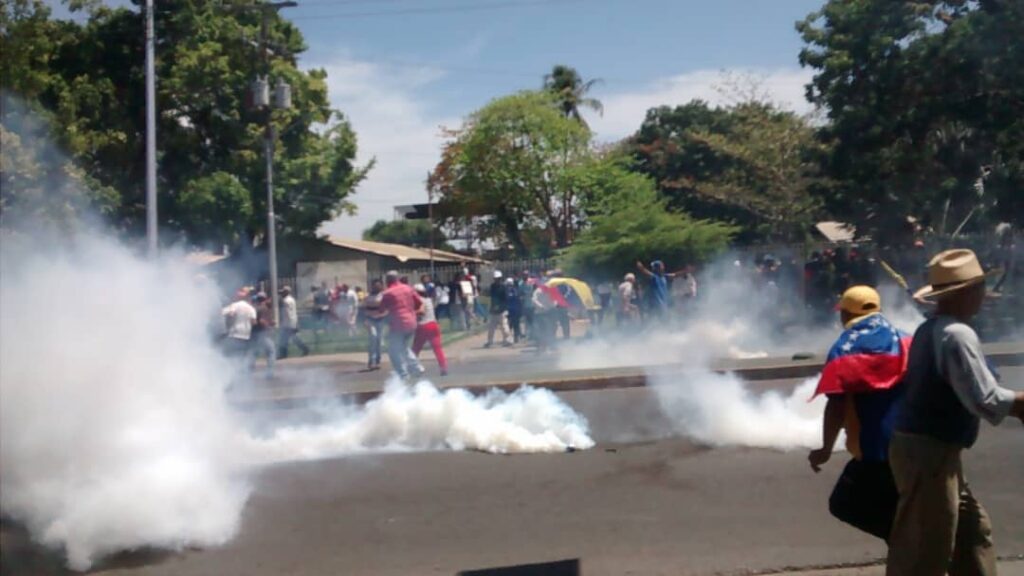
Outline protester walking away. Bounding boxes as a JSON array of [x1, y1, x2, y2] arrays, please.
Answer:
[[485, 270, 511, 348], [412, 283, 449, 376], [808, 285, 911, 542], [312, 283, 330, 338], [221, 288, 257, 360], [335, 283, 358, 337], [448, 275, 466, 331], [531, 282, 559, 354], [617, 273, 639, 326], [506, 277, 524, 343], [435, 278, 451, 323], [886, 249, 1024, 576], [596, 281, 613, 325], [520, 271, 535, 340], [379, 270, 425, 380], [277, 286, 309, 358], [362, 279, 386, 371], [459, 271, 476, 328], [251, 292, 277, 375]]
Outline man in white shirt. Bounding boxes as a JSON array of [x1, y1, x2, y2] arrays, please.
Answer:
[[221, 288, 256, 359], [617, 273, 638, 326], [277, 286, 309, 358]]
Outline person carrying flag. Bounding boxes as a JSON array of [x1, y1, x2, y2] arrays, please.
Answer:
[[809, 285, 912, 542]]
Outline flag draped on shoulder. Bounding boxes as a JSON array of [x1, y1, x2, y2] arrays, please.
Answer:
[[813, 314, 911, 397]]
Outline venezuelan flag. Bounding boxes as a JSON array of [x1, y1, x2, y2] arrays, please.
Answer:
[[813, 314, 912, 397]]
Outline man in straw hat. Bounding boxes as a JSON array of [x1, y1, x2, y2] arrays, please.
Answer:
[[887, 249, 1024, 576]]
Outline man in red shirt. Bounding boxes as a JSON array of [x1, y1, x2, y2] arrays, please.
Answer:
[[379, 270, 425, 379]]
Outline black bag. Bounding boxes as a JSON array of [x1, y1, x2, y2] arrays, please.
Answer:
[[828, 458, 899, 542]]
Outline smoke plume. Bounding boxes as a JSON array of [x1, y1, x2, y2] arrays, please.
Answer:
[[0, 232, 594, 569]]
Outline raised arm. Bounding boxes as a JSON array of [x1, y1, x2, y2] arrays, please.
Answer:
[[635, 260, 653, 278]]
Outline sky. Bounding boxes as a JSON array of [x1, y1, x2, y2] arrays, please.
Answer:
[[48, 0, 827, 239]]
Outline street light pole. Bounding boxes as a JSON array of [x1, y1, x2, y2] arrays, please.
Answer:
[[248, 1, 295, 325], [427, 172, 435, 280], [144, 0, 157, 257]]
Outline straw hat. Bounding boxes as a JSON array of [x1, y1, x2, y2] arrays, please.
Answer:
[[913, 249, 998, 300]]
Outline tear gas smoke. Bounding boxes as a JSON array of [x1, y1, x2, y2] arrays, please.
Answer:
[[557, 258, 916, 449], [0, 234, 593, 569], [247, 380, 594, 460], [559, 262, 924, 372], [649, 373, 829, 450], [0, 235, 250, 571]]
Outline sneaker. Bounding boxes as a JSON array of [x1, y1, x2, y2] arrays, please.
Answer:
[[483, 342, 493, 349], [440, 369, 448, 377]]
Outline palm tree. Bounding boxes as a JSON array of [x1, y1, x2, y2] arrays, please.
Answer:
[[543, 65, 603, 127]]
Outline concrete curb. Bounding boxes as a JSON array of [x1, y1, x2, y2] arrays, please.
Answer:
[[232, 345, 1024, 410]]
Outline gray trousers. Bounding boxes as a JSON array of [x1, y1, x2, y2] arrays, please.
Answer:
[[387, 328, 423, 379]]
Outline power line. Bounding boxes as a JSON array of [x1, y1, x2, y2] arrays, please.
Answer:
[[291, 0, 585, 21]]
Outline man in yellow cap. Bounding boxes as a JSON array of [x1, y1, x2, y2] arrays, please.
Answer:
[[809, 285, 911, 542], [887, 249, 1024, 576]]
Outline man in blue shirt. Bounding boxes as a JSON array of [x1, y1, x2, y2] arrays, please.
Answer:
[[636, 260, 680, 317]]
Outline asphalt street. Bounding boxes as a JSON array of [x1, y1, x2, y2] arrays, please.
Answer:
[[61, 373, 1023, 576]]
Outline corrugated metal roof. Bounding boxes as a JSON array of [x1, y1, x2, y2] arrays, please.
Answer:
[[325, 237, 486, 264]]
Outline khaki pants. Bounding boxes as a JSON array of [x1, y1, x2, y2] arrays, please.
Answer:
[[886, 432, 997, 576]]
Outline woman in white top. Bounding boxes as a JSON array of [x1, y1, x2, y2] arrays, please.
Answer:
[[411, 283, 449, 376]]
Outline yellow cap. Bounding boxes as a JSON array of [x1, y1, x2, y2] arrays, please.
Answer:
[[837, 285, 881, 318]]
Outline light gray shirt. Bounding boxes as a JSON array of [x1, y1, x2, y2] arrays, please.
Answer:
[[932, 316, 1016, 425], [418, 298, 436, 325], [280, 295, 299, 329]]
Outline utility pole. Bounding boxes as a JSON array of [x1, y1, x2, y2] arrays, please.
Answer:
[[427, 172, 435, 280], [244, 0, 295, 325], [144, 0, 157, 257]]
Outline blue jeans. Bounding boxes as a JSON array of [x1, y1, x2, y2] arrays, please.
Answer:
[[366, 319, 384, 367], [387, 328, 423, 378]]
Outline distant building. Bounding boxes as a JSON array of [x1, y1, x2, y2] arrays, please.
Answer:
[[205, 236, 485, 304]]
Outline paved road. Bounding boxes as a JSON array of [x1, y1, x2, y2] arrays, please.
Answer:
[[64, 375, 1022, 576]]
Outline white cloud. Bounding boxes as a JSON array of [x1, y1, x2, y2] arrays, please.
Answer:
[[590, 67, 815, 141], [313, 57, 459, 239]]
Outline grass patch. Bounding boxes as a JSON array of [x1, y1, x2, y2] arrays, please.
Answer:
[[281, 320, 483, 358]]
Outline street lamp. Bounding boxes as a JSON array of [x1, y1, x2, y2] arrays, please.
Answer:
[[144, 0, 157, 257], [244, 1, 295, 325]]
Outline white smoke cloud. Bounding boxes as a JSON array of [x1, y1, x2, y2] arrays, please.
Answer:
[[247, 379, 593, 460], [0, 232, 594, 570], [650, 373, 828, 450], [0, 235, 252, 571], [556, 256, 923, 451]]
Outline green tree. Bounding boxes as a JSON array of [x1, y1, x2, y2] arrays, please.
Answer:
[[543, 65, 603, 127], [177, 171, 252, 247], [362, 219, 454, 251], [627, 99, 823, 242], [430, 91, 590, 255], [562, 167, 737, 278], [797, 0, 1024, 240], [0, 0, 369, 247]]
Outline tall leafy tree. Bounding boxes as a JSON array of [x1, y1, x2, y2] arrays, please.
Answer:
[[429, 91, 590, 255], [0, 0, 369, 247], [562, 160, 737, 277], [797, 0, 1024, 240], [628, 100, 824, 242], [543, 65, 603, 127]]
